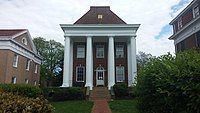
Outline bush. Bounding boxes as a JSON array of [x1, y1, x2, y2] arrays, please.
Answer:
[[42, 87, 86, 101], [113, 83, 129, 99], [0, 84, 42, 98], [135, 50, 200, 113], [0, 92, 53, 113]]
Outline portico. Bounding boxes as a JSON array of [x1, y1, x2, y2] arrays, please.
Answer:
[[60, 24, 139, 90]]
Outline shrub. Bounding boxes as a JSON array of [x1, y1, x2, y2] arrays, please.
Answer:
[[135, 50, 200, 113], [113, 83, 129, 99], [0, 92, 53, 113], [42, 87, 86, 101], [0, 84, 42, 98]]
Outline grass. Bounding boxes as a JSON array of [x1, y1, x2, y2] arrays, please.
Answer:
[[51, 101, 93, 113], [109, 99, 138, 113]]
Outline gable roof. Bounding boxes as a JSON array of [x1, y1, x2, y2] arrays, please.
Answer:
[[0, 29, 26, 37], [74, 6, 126, 24]]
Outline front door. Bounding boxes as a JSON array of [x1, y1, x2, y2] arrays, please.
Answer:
[[96, 66, 105, 86]]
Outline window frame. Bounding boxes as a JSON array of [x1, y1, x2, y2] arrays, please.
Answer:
[[13, 54, 19, 68], [25, 79, 29, 84], [193, 5, 199, 18], [116, 45, 124, 58], [77, 45, 85, 58], [76, 65, 85, 82], [178, 18, 183, 30], [22, 37, 27, 45], [116, 66, 125, 82], [35, 64, 38, 73], [11, 76, 17, 84], [26, 59, 31, 71], [96, 45, 104, 58]]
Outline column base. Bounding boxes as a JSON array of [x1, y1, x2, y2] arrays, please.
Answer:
[[108, 82, 115, 90], [85, 83, 93, 90], [60, 83, 69, 87]]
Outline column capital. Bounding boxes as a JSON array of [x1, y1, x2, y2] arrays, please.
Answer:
[[108, 35, 115, 38], [130, 35, 137, 38]]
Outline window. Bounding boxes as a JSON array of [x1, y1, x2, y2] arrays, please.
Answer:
[[26, 59, 31, 70], [193, 5, 199, 18], [178, 18, 183, 30], [98, 14, 103, 19], [77, 45, 85, 58], [196, 31, 200, 47], [13, 54, 18, 67], [34, 80, 37, 86], [22, 37, 27, 45], [35, 64, 38, 73], [25, 79, 29, 84], [11, 76, 17, 84], [116, 66, 125, 82], [76, 65, 85, 82], [116, 45, 124, 58], [96, 45, 104, 58]]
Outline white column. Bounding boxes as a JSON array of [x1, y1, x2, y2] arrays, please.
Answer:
[[69, 41, 73, 87], [85, 36, 93, 90], [127, 41, 132, 86], [130, 36, 137, 85], [108, 36, 115, 90], [61, 36, 71, 87]]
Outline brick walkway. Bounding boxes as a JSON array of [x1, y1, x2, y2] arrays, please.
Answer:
[[91, 99, 112, 113]]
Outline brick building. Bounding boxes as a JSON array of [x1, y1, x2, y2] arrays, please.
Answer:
[[0, 29, 42, 85], [60, 6, 140, 90], [169, 0, 200, 52]]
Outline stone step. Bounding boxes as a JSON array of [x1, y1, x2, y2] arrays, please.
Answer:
[[89, 87, 111, 101]]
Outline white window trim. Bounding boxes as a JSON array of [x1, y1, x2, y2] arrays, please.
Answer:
[[34, 80, 37, 86], [96, 45, 104, 58], [116, 45, 124, 58], [13, 54, 19, 68], [34, 64, 38, 73], [116, 66, 125, 82], [77, 45, 85, 58], [22, 37, 27, 45], [26, 59, 31, 71], [178, 18, 183, 30], [12, 76, 17, 84], [76, 65, 85, 82], [193, 5, 199, 18], [25, 79, 29, 84]]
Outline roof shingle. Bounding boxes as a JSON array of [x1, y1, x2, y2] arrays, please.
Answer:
[[74, 6, 126, 24], [0, 29, 26, 37]]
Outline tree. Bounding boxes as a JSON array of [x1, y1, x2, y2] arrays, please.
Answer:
[[136, 51, 154, 71], [33, 37, 64, 87]]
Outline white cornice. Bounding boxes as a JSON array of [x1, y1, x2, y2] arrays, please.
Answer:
[[0, 40, 42, 64], [60, 24, 140, 37]]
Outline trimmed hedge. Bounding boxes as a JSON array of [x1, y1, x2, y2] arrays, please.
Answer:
[[136, 50, 200, 113], [0, 92, 53, 113], [42, 87, 86, 101], [0, 84, 42, 98], [113, 83, 130, 99]]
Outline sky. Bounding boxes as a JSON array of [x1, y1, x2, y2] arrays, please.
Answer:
[[0, 0, 192, 56]]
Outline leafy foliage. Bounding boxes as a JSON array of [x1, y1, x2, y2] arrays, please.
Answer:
[[135, 50, 200, 113], [42, 87, 86, 101], [33, 37, 64, 87], [0, 92, 53, 113], [0, 84, 42, 98], [113, 83, 129, 99]]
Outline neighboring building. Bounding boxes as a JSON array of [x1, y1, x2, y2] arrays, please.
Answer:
[[60, 6, 140, 90], [0, 29, 42, 85], [169, 0, 200, 52]]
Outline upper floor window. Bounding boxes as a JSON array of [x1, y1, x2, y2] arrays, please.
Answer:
[[116, 66, 125, 82], [11, 76, 17, 84], [22, 37, 27, 45], [13, 54, 18, 68], [35, 64, 38, 73], [34, 80, 37, 86], [76, 65, 85, 82], [193, 5, 199, 18], [98, 14, 103, 19], [178, 18, 183, 30], [116, 45, 124, 58], [26, 59, 31, 70], [77, 45, 85, 58], [96, 45, 104, 58]]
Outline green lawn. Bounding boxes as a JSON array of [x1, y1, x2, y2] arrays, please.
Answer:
[[109, 100, 139, 113], [51, 101, 93, 113]]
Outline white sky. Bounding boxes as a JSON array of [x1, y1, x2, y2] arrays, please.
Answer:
[[0, 0, 192, 56]]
